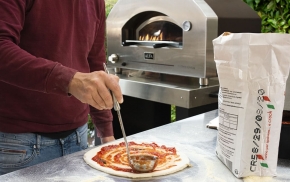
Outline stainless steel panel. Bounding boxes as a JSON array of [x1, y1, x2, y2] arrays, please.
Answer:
[[112, 69, 219, 108], [106, 0, 218, 78], [284, 77, 290, 110]]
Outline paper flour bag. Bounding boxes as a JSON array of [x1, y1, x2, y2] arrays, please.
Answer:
[[213, 33, 290, 178]]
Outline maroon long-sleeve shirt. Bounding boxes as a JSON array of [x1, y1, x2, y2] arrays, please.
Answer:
[[0, 0, 113, 137]]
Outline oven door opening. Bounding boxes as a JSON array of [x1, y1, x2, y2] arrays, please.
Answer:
[[122, 12, 182, 48]]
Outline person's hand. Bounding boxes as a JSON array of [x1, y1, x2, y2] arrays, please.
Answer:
[[101, 136, 115, 144], [68, 71, 123, 110]]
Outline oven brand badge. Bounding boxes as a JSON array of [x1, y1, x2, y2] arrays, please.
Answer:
[[144, 52, 154, 60]]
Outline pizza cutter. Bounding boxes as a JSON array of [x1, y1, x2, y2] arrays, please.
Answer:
[[103, 63, 158, 172]]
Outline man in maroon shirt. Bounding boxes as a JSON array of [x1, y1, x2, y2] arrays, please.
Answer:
[[0, 0, 123, 175]]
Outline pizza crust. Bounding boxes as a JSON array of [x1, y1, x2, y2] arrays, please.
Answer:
[[83, 140, 190, 178]]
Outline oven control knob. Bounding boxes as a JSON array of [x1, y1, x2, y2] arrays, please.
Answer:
[[108, 54, 119, 64]]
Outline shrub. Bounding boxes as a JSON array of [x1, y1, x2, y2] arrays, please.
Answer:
[[244, 0, 290, 33]]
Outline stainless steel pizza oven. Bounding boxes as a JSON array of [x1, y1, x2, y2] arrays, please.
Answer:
[[106, 0, 261, 84], [102, 0, 261, 141]]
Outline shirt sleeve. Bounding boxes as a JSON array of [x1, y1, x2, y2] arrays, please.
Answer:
[[88, 0, 114, 137], [0, 0, 77, 95], [90, 106, 114, 137]]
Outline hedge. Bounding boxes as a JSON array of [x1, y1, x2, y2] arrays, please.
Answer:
[[243, 0, 290, 33]]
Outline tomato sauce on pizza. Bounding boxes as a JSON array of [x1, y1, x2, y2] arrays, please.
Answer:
[[92, 141, 181, 173]]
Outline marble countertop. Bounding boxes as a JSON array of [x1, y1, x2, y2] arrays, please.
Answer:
[[1, 110, 289, 182]]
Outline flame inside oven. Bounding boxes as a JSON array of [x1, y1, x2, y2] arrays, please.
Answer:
[[139, 31, 163, 41], [137, 21, 182, 42]]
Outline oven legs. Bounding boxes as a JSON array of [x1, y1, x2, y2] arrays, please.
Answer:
[[199, 78, 208, 86]]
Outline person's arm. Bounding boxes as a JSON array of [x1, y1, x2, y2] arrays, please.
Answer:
[[89, 106, 116, 143], [0, 0, 76, 95], [77, 0, 123, 143], [68, 71, 122, 110], [0, 0, 123, 109], [101, 136, 115, 143]]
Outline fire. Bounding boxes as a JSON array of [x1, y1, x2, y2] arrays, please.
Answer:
[[139, 32, 163, 41]]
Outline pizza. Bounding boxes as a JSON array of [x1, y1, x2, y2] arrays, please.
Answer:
[[83, 140, 190, 178]]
